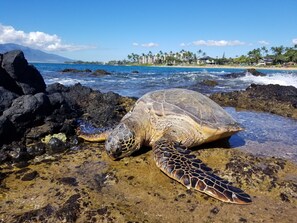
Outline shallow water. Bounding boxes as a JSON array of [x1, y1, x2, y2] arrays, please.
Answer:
[[227, 108, 297, 162]]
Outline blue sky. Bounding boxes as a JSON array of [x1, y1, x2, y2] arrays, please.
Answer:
[[0, 0, 296, 61]]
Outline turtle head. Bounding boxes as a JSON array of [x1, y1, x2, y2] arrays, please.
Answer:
[[105, 123, 140, 160]]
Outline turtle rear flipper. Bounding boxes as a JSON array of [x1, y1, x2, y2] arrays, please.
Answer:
[[76, 120, 111, 142], [153, 139, 252, 204]]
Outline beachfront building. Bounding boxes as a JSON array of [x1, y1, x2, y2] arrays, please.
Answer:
[[197, 56, 215, 65]]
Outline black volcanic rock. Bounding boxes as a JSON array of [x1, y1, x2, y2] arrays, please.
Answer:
[[2, 50, 28, 79], [210, 84, 297, 119], [200, 79, 218, 87], [0, 87, 19, 114], [2, 93, 52, 131], [91, 69, 111, 76], [1, 50, 46, 94], [224, 68, 266, 78], [246, 68, 266, 77]]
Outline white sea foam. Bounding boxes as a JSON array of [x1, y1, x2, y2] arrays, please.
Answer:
[[239, 73, 297, 88], [45, 77, 95, 86]]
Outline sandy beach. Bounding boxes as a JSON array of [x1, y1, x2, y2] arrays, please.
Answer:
[[156, 64, 297, 71]]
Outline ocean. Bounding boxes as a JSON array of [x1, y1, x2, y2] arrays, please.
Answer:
[[34, 63, 297, 162]]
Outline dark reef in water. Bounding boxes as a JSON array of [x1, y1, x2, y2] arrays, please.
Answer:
[[223, 68, 266, 78], [210, 84, 297, 119]]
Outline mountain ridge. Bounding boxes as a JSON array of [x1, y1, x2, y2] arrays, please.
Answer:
[[0, 43, 73, 63]]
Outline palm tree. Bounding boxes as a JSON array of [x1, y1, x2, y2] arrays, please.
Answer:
[[261, 46, 268, 57], [248, 48, 261, 64], [271, 46, 285, 56], [271, 46, 286, 64]]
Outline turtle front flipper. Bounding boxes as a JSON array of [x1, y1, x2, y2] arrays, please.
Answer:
[[153, 139, 252, 204], [76, 120, 111, 142]]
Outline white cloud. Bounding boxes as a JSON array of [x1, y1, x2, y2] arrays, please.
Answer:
[[258, 40, 270, 45], [0, 24, 94, 51], [133, 42, 159, 48], [180, 42, 191, 47], [192, 40, 245, 46], [293, 38, 297, 44], [141, 42, 159, 47]]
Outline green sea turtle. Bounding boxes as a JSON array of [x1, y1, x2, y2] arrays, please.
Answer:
[[78, 88, 251, 204]]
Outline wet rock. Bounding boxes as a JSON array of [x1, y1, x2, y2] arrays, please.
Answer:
[[21, 170, 39, 181], [59, 177, 78, 186], [61, 68, 82, 73], [60, 68, 93, 73], [210, 207, 220, 214], [91, 69, 111, 76], [239, 217, 248, 222], [56, 194, 81, 223], [131, 70, 139, 74], [224, 68, 266, 78], [26, 123, 57, 140], [14, 204, 55, 223], [210, 84, 297, 119], [280, 192, 290, 202], [97, 206, 108, 215], [46, 137, 67, 154], [200, 79, 218, 87], [246, 68, 266, 76], [224, 72, 245, 78], [94, 172, 118, 191], [27, 143, 46, 157], [7, 145, 32, 162]]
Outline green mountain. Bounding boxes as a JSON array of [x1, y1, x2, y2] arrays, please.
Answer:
[[0, 43, 73, 63]]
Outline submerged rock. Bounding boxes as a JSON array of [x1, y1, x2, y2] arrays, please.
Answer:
[[246, 68, 266, 76], [224, 68, 266, 78], [91, 69, 111, 76], [61, 68, 92, 73], [200, 79, 218, 87]]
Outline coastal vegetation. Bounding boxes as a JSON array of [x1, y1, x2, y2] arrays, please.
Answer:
[[121, 45, 297, 67], [66, 45, 297, 68]]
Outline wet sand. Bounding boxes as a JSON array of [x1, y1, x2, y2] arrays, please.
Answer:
[[1, 143, 296, 223]]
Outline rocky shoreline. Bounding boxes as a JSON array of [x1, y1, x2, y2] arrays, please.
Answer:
[[1, 51, 297, 222], [210, 83, 297, 119], [0, 50, 135, 165]]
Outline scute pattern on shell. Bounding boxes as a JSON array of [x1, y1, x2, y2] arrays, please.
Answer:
[[140, 88, 240, 130]]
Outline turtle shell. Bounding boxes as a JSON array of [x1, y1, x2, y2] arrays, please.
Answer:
[[136, 88, 241, 130]]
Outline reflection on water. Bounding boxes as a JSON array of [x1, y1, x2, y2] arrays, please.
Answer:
[[226, 107, 297, 162]]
